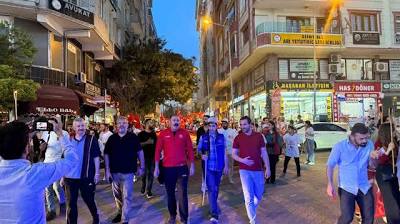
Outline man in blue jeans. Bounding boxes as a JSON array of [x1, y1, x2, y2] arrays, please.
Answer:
[[326, 123, 375, 224], [198, 117, 229, 223], [232, 116, 271, 224]]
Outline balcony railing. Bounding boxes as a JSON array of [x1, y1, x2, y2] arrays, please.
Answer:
[[255, 22, 341, 35], [26, 66, 65, 86]]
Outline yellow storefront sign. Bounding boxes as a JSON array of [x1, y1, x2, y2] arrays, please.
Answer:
[[271, 33, 343, 46]]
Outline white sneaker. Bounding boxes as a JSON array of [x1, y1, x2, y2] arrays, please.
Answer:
[[308, 162, 315, 166], [210, 217, 218, 223]]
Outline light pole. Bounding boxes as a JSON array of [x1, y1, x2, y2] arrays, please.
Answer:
[[13, 90, 18, 120], [313, 14, 317, 122], [202, 16, 234, 123]]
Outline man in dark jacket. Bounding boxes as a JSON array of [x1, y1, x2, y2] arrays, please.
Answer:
[[63, 117, 101, 224]]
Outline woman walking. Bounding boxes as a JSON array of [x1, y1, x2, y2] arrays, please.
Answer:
[[282, 125, 301, 177], [262, 121, 283, 184], [304, 121, 316, 165], [371, 123, 400, 223]]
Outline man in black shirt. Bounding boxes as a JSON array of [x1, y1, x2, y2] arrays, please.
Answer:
[[104, 116, 145, 224], [196, 115, 210, 146], [138, 119, 157, 198]]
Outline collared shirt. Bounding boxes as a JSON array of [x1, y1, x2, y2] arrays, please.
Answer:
[[0, 137, 78, 224], [42, 130, 69, 163], [65, 135, 85, 179], [155, 128, 194, 167], [104, 132, 142, 173], [217, 128, 238, 154], [327, 138, 374, 195]]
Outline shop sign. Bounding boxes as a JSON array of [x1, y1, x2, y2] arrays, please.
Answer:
[[250, 86, 265, 96], [334, 82, 381, 93], [85, 83, 101, 96], [382, 82, 400, 91], [36, 107, 76, 114], [289, 59, 319, 80], [352, 32, 380, 45], [233, 95, 244, 104], [271, 33, 342, 46], [271, 81, 332, 90], [49, 0, 94, 24], [345, 93, 379, 98]]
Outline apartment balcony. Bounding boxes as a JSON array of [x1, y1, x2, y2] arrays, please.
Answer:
[[254, 0, 333, 9], [26, 65, 65, 86]]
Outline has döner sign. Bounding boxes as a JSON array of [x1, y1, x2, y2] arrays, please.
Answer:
[[334, 82, 381, 93]]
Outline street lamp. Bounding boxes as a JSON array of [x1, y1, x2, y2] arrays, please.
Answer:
[[201, 16, 234, 123], [13, 90, 18, 120]]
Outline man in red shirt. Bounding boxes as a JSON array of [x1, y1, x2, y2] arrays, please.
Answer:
[[232, 116, 271, 224], [154, 115, 195, 224]]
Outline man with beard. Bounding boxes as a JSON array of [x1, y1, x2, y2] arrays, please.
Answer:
[[104, 116, 145, 224], [218, 118, 237, 183], [154, 115, 195, 224], [327, 123, 375, 224], [138, 119, 157, 198], [63, 118, 101, 224], [232, 116, 271, 224]]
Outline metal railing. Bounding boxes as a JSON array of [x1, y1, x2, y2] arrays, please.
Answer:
[[26, 66, 65, 86], [255, 22, 341, 35]]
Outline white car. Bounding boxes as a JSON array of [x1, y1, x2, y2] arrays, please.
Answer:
[[297, 122, 349, 150]]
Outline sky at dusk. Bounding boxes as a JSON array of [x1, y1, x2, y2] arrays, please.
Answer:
[[153, 0, 199, 66]]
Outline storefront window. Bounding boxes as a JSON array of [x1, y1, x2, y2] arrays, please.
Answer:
[[250, 93, 267, 122], [50, 33, 63, 70], [338, 97, 376, 120], [280, 92, 332, 122]]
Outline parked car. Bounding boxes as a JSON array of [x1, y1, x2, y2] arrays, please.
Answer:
[[297, 122, 349, 150]]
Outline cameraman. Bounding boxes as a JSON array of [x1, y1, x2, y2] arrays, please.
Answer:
[[0, 121, 78, 223], [37, 117, 69, 220]]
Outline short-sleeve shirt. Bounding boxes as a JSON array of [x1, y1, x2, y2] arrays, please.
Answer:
[[104, 132, 142, 173], [233, 131, 265, 171], [283, 133, 301, 158]]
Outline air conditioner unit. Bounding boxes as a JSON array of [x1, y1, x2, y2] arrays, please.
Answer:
[[374, 62, 388, 72], [329, 64, 342, 74], [75, 72, 87, 84], [330, 54, 341, 63]]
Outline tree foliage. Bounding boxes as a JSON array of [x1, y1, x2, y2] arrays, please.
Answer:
[[108, 37, 198, 115], [0, 22, 39, 111]]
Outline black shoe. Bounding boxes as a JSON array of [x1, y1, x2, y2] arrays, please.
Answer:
[[111, 213, 122, 223], [59, 203, 66, 215], [46, 211, 56, 221], [146, 192, 153, 199], [92, 215, 99, 224]]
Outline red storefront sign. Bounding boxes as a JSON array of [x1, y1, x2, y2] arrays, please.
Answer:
[[334, 82, 381, 93]]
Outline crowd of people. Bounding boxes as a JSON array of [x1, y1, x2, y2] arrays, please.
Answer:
[[0, 110, 399, 224]]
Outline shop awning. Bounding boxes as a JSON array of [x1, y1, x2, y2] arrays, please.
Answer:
[[26, 85, 80, 115], [74, 91, 100, 116]]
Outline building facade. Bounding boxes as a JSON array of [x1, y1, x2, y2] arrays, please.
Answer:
[[0, 0, 155, 123], [197, 0, 400, 124]]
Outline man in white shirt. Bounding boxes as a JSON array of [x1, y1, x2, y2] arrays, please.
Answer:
[[99, 123, 113, 155], [39, 117, 70, 220], [218, 118, 238, 183], [0, 121, 78, 224]]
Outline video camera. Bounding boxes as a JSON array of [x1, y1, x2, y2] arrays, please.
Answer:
[[32, 117, 55, 132]]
